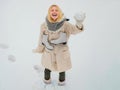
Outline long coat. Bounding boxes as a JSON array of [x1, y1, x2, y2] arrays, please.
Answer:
[[35, 21, 83, 72]]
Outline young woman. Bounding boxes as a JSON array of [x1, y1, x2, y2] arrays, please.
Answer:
[[33, 4, 86, 85]]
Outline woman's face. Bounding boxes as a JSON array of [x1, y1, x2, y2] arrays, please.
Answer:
[[50, 6, 59, 21]]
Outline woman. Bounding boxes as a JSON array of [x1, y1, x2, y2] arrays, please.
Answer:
[[33, 4, 86, 85]]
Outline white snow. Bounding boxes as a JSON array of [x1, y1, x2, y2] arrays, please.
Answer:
[[0, 43, 9, 49], [0, 0, 120, 90]]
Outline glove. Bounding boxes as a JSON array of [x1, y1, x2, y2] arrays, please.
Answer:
[[74, 11, 86, 27], [50, 32, 67, 44], [42, 34, 53, 50]]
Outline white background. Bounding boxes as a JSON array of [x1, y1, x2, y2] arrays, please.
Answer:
[[0, 0, 120, 90]]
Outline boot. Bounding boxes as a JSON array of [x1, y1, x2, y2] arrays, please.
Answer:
[[58, 72, 66, 86], [50, 32, 67, 44], [42, 34, 53, 50], [43, 68, 51, 84]]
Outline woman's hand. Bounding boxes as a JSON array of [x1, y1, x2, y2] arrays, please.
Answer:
[[74, 11, 86, 24], [32, 49, 38, 53], [74, 12, 86, 27]]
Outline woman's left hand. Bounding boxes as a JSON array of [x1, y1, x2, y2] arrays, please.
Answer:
[[74, 11, 86, 23]]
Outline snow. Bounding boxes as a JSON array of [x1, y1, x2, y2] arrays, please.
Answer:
[[0, 0, 120, 90]]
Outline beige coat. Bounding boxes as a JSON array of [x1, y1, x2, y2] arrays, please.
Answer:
[[35, 21, 83, 72]]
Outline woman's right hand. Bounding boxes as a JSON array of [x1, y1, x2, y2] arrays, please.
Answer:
[[32, 49, 38, 53]]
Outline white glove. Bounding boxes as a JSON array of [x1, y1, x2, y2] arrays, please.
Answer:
[[74, 11, 86, 27], [50, 32, 67, 44], [42, 34, 53, 50]]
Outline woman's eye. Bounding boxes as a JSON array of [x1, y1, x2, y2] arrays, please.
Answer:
[[51, 10, 54, 12], [55, 10, 58, 12]]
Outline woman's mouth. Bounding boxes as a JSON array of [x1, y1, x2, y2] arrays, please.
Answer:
[[51, 13, 58, 20], [52, 14, 57, 17]]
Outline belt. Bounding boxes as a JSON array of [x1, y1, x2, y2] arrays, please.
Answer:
[[54, 42, 67, 45]]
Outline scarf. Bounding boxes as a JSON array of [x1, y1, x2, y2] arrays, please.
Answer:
[[46, 18, 69, 31]]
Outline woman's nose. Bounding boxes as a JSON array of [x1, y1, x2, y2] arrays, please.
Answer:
[[53, 10, 57, 12]]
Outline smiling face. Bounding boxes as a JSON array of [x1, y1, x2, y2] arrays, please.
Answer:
[[49, 6, 60, 21], [47, 5, 63, 22]]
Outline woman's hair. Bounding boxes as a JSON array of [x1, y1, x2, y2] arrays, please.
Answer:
[[47, 4, 64, 22]]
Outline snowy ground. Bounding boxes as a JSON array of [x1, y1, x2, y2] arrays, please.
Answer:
[[0, 0, 120, 90]]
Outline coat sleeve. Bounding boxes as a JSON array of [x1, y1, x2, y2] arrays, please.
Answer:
[[34, 23, 45, 53], [65, 21, 84, 35]]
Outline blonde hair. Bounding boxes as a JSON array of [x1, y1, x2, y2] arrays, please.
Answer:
[[47, 4, 64, 22]]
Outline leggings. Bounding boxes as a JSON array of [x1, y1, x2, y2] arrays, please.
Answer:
[[44, 68, 65, 82]]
